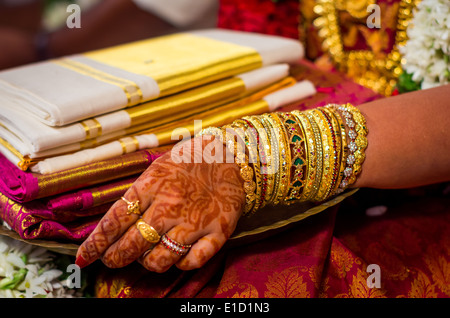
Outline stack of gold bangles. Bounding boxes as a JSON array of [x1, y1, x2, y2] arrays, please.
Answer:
[[198, 103, 368, 216]]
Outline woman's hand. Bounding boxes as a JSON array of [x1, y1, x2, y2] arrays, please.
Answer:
[[75, 136, 245, 272]]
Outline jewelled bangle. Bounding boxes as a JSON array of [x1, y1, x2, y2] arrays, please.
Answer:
[[319, 107, 343, 200], [325, 106, 347, 196], [310, 109, 334, 202], [304, 111, 323, 201], [329, 104, 357, 193], [267, 113, 291, 205], [259, 114, 280, 205], [328, 103, 368, 193], [342, 103, 368, 186], [244, 115, 274, 209], [278, 112, 307, 204], [198, 126, 256, 214], [233, 119, 263, 215], [292, 110, 316, 202]]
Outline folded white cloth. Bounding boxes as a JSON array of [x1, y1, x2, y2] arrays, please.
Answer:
[[30, 80, 316, 174], [0, 29, 303, 127], [133, 0, 218, 28], [0, 64, 289, 158]]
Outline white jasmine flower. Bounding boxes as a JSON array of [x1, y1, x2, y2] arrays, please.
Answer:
[[0, 235, 82, 298], [399, 0, 450, 89]]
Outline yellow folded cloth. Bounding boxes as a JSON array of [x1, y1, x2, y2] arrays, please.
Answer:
[[28, 80, 316, 174], [0, 29, 303, 126], [0, 65, 289, 157]]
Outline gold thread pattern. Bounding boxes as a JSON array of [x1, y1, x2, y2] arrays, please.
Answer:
[[80, 118, 103, 139], [54, 58, 143, 107]]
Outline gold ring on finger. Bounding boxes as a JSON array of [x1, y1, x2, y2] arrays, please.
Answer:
[[135, 219, 160, 243], [160, 234, 192, 256], [121, 197, 141, 215]]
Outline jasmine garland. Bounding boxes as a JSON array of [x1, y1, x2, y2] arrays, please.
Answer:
[[399, 0, 450, 90], [0, 234, 82, 298]]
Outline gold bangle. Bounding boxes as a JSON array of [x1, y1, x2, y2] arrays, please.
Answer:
[[325, 106, 347, 196], [278, 112, 307, 204], [229, 120, 261, 215], [240, 118, 265, 212], [200, 125, 256, 214], [243, 115, 274, 209], [267, 113, 291, 205], [233, 119, 263, 215], [291, 110, 316, 202], [328, 103, 368, 192], [305, 110, 323, 201], [259, 114, 280, 205], [343, 103, 368, 185], [319, 107, 343, 199], [310, 108, 335, 202]]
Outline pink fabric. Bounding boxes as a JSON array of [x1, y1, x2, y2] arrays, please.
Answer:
[[0, 175, 138, 241], [93, 187, 450, 298], [0, 192, 103, 241], [0, 156, 39, 203], [46, 176, 137, 212], [0, 148, 167, 203], [281, 60, 382, 112]]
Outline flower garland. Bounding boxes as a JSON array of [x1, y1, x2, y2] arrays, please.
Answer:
[[0, 234, 83, 298], [398, 0, 450, 92]]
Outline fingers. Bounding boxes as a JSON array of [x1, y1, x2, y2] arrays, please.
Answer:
[[75, 162, 167, 268], [100, 201, 175, 268], [176, 233, 224, 271], [75, 145, 244, 271], [139, 231, 225, 273]]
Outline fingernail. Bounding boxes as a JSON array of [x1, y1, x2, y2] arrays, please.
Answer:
[[75, 254, 90, 268]]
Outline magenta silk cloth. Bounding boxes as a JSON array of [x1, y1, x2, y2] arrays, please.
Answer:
[[0, 191, 103, 241], [0, 175, 137, 240], [94, 188, 450, 298], [0, 148, 168, 203], [0, 148, 168, 241], [46, 176, 137, 212]]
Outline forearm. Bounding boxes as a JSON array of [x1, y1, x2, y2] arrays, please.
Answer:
[[353, 84, 450, 189], [200, 84, 450, 215]]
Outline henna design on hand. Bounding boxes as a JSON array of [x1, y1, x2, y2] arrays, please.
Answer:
[[76, 136, 245, 271]]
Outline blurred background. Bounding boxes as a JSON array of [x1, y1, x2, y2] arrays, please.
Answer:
[[0, 0, 218, 70]]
